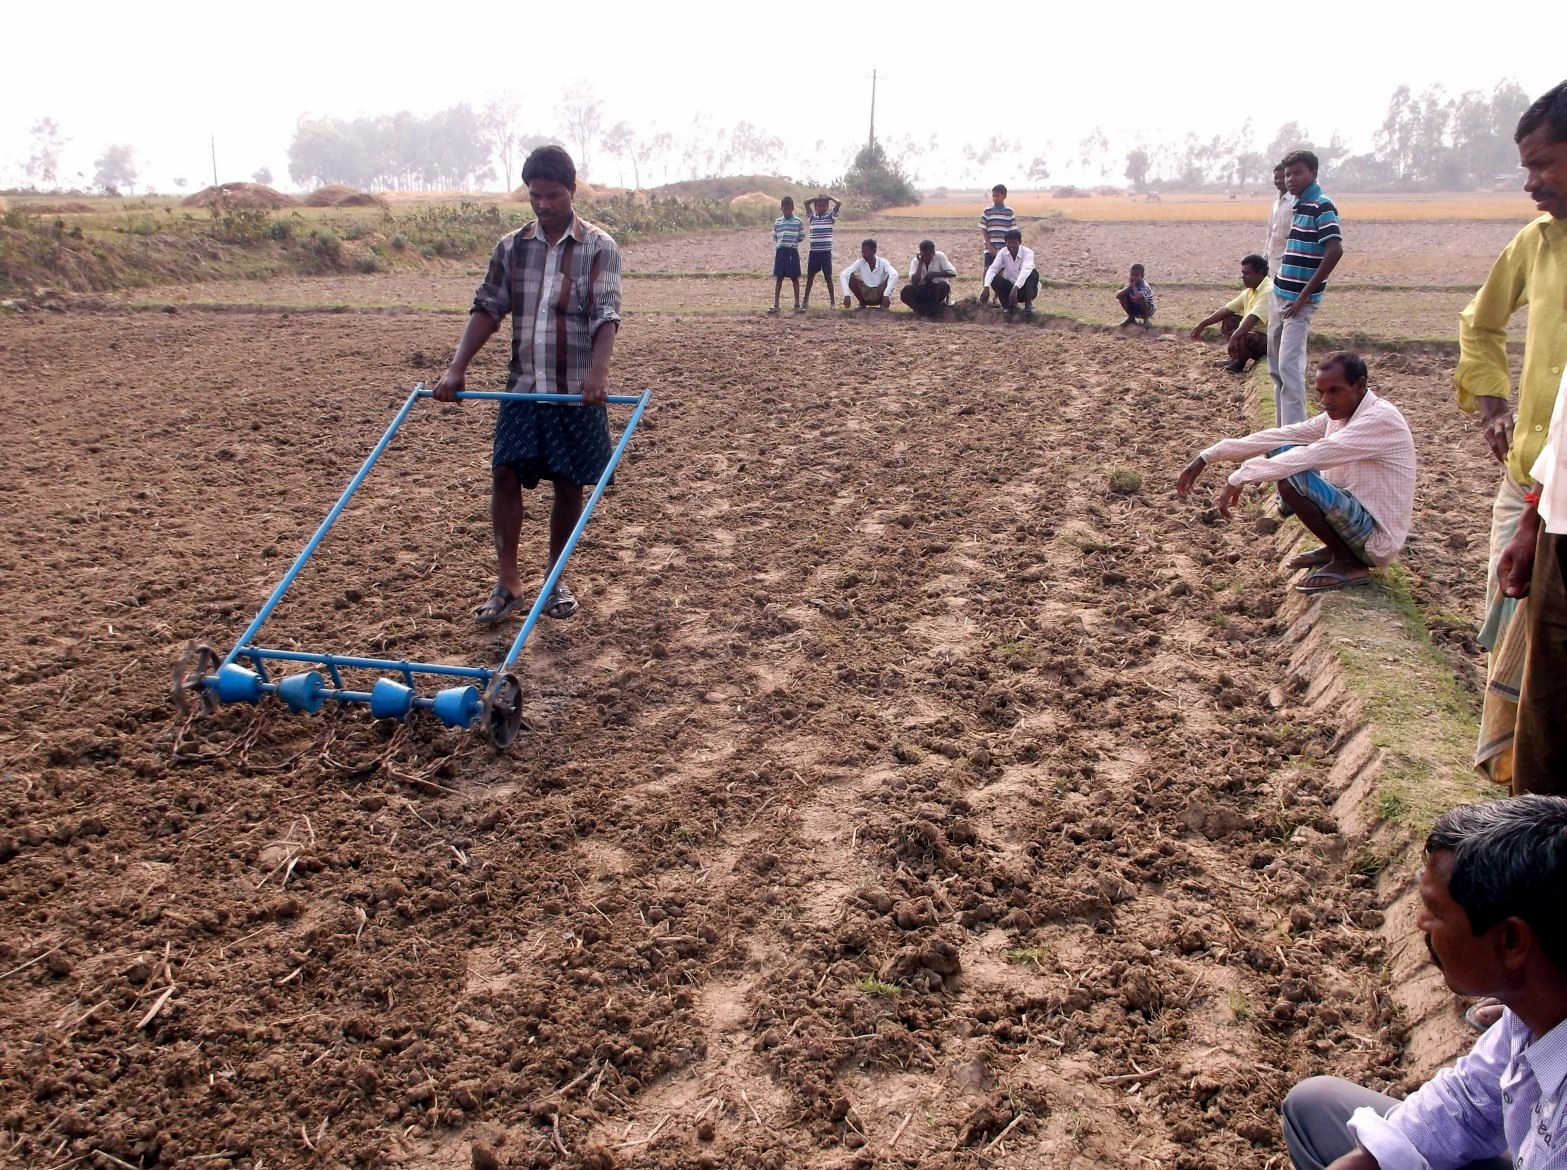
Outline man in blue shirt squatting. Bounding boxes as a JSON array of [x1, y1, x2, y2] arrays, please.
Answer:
[[1279, 795, 1567, 1170], [432, 144, 622, 625]]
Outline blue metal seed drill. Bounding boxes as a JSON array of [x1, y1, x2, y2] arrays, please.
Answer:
[[173, 383, 652, 748]]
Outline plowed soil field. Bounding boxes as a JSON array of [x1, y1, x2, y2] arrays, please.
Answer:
[[0, 219, 1502, 1170]]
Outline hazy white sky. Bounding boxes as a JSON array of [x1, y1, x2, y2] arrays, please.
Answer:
[[4, 0, 1561, 191]]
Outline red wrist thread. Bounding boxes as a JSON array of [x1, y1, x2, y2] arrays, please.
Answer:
[[1525, 491, 1542, 506]]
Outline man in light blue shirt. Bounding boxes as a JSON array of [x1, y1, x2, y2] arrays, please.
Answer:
[[1280, 796, 1567, 1170]]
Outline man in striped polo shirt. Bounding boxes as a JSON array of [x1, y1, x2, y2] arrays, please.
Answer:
[[1268, 150, 1344, 425], [978, 184, 1017, 306]]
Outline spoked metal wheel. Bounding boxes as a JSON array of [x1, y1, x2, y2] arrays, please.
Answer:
[[172, 642, 221, 717], [481, 670, 524, 749]]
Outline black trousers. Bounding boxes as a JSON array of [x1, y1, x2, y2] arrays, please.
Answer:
[[991, 270, 1038, 305], [900, 280, 949, 315]]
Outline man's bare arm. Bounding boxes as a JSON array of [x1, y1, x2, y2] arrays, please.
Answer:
[[432, 313, 501, 401], [1190, 308, 1229, 339], [580, 323, 618, 406]]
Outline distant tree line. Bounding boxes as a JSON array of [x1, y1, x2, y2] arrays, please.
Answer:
[[9, 76, 1539, 198], [1116, 79, 1532, 193], [286, 105, 497, 191]]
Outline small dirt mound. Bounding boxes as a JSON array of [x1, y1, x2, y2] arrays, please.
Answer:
[[180, 182, 297, 210], [303, 184, 387, 209], [729, 191, 780, 213]]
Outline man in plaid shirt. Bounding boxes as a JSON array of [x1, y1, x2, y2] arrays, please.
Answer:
[[433, 145, 622, 624]]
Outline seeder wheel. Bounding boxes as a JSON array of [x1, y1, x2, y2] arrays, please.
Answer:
[[482, 670, 524, 749], [172, 642, 221, 717]]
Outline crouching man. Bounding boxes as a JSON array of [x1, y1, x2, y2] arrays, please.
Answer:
[[1278, 795, 1567, 1170], [1191, 253, 1273, 373], [901, 239, 957, 317], [1176, 351, 1415, 594]]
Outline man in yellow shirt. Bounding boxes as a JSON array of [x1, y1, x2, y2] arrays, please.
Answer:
[[1457, 79, 1567, 786], [1191, 254, 1273, 374]]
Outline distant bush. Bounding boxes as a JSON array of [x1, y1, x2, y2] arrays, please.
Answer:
[[299, 227, 344, 273], [837, 143, 919, 211]]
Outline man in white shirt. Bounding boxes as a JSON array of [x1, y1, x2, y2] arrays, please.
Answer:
[[983, 228, 1038, 320], [1277, 796, 1567, 1170], [1176, 351, 1415, 595], [900, 240, 957, 318], [840, 239, 898, 309], [1265, 162, 1295, 274], [1497, 366, 1567, 794]]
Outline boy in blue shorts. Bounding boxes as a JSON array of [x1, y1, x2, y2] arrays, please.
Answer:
[[802, 193, 841, 310], [1117, 262, 1156, 325], [772, 196, 805, 313]]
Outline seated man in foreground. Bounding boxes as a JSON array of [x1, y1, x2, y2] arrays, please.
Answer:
[[1176, 351, 1415, 594], [1190, 253, 1273, 373], [901, 239, 957, 317], [1278, 795, 1567, 1170], [840, 238, 899, 309]]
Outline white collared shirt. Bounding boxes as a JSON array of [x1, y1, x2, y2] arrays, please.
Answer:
[[909, 251, 957, 283], [1530, 366, 1567, 535], [983, 245, 1035, 289], [1266, 190, 1296, 271], [840, 255, 898, 298]]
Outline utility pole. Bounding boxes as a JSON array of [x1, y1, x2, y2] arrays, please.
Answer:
[[868, 69, 877, 149], [210, 134, 217, 186]]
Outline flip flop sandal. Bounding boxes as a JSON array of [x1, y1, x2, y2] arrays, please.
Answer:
[[1287, 547, 1334, 570], [544, 581, 579, 620], [1296, 569, 1373, 595], [474, 583, 525, 627]]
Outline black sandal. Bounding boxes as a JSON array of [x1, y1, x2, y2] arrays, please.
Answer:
[[474, 584, 525, 627]]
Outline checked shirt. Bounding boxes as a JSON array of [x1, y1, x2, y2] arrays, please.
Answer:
[[471, 215, 623, 486]]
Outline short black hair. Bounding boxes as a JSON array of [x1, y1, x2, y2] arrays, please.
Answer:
[[1003, 227, 1022, 242], [1516, 80, 1567, 146], [1282, 149, 1319, 174], [521, 144, 576, 187], [1273, 162, 1286, 172], [918, 239, 935, 251], [1241, 253, 1268, 274], [1129, 262, 1145, 274], [992, 184, 1008, 196], [861, 238, 877, 250], [1318, 350, 1368, 385], [1428, 797, 1567, 970], [781, 195, 794, 206]]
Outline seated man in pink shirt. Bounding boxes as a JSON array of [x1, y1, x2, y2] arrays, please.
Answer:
[[1177, 351, 1416, 594]]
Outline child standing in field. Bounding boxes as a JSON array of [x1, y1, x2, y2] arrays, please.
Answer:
[[771, 196, 805, 313], [802, 194, 841, 310], [1117, 263, 1156, 326], [978, 184, 1017, 306]]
